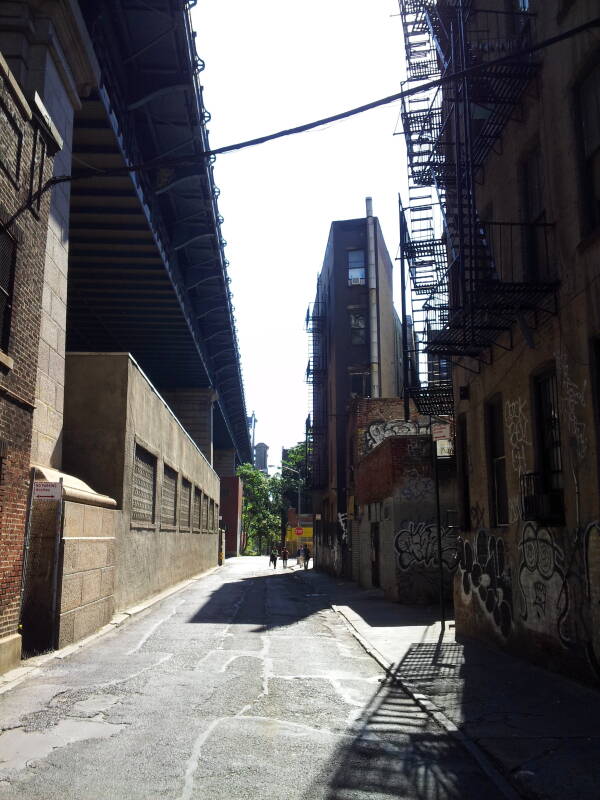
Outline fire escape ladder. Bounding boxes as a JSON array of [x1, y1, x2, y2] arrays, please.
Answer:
[[305, 300, 328, 489], [399, 1, 558, 415]]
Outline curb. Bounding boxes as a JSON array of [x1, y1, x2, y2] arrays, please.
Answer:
[[331, 603, 522, 800], [0, 565, 221, 696]]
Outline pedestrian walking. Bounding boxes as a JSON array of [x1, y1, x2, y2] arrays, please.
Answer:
[[302, 545, 311, 570], [296, 547, 303, 568], [281, 547, 289, 568], [269, 548, 278, 568]]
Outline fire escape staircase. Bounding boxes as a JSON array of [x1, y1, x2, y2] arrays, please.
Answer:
[[399, 0, 558, 416]]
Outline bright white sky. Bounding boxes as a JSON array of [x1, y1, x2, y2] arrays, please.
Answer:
[[193, 0, 408, 468]]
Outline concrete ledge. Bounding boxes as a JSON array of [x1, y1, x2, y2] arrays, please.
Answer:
[[0, 633, 22, 676]]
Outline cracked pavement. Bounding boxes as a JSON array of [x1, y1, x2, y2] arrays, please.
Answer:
[[0, 557, 509, 799]]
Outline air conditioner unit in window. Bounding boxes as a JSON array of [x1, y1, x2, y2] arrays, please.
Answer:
[[350, 278, 364, 285]]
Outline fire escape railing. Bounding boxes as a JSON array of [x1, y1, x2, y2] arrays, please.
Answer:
[[305, 300, 328, 489], [399, 1, 558, 415]]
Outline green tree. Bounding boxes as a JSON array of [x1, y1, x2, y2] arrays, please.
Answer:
[[236, 463, 282, 555]]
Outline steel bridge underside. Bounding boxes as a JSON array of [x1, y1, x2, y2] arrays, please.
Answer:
[[66, 0, 250, 464]]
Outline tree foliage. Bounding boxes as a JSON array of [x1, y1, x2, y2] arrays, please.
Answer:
[[236, 463, 282, 554]]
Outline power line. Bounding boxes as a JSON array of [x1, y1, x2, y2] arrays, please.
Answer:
[[2, 15, 599, 234]]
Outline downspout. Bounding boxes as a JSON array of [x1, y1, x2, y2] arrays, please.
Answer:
[[366, 197, 380, 398]]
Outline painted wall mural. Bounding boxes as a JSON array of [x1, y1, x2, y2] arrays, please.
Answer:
[[458, 530, 513, 638], [457, 521, 600, 680], [365, 418, 429, 451], [400, 468, 435, 503], [518, 522, 569, 644], [394, 521, 458, 572]]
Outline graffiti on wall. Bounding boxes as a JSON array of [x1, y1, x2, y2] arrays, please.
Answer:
[[400, 468, 435, 503], [337, 512, 348, 542], [394, 521, 458, 572], [504, 396, 530, 475], [518, 522, 569, 644], [365, 418, 429, 451], [556, 348, 588, 462], [458, 530, 513, 638]]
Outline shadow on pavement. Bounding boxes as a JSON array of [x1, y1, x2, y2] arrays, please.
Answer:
[[305, 667, 507, 800], [186, 569, 328, 632]]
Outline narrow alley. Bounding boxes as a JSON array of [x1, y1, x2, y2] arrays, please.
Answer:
[[0, 558, 507, 800]]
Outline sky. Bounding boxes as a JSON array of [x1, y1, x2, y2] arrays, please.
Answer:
[[193, 0, 408, 469]]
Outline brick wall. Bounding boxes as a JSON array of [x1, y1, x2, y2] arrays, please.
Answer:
[[0, 54, 57, 665]]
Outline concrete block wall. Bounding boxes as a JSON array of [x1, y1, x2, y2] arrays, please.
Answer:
[[58, 501, 116, 648]]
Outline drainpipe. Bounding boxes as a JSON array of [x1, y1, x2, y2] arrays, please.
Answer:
[[366, 197, 380, 398]]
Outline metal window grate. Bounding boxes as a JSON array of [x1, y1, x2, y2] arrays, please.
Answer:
[[180, 478, 191, 529], [161, 465, 177, 526], [193, 488, 201, 530], [132, 445, 156, 523]]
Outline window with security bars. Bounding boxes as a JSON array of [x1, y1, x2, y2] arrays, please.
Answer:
[[132, 445, 156, 523], [209, 499, 215, 531], [180, 478, 191, 529], [201, 493, 208, 530], [534, 372, 564, 499], [161, 465, 178, 526], [193, 488, 202, 530], [0, 231, 17, 353]]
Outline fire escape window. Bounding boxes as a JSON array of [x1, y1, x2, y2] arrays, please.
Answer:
[[347, 250, 366, 285], [349, 371, 371, 398], [0, 231, 17, 355], [486, 396, 508, 526], [578, 62, 600, 233]]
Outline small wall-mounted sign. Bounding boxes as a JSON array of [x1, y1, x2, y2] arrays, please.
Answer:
[[33, 481, 62, 501]]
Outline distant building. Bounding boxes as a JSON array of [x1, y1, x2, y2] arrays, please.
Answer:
[[307, 199, 403, 577], [254, 442, 268, 473]]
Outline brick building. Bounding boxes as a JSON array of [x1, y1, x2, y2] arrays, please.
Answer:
[[0, 0, 250, 671], [0, 53, 61, 672], [307, 199, 404, 577], [399, 0, 600, 682]]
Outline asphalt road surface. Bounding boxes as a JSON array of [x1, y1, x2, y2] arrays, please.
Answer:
[[0, 557, 509, 799]]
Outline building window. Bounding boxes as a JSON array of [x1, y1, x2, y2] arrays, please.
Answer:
[[193, 488, 202, 531], [201, 493, 208, 530], [350, 312, 367, 345], [0, 99, 22, 184], [0, 231, 17, 354], [349, 371, 371, 397], [132, 445, 156, 523], [180, 478, 191, 529], [520, 145, 548, 280], [534, 371, 564, 503], [486, 396, 508, 526], [161, 465, 178, 526], [348, 249, 366, 285], [457, 414, 471, 530], [578, 62, 600, 233]]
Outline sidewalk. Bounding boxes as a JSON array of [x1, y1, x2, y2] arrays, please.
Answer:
[[303, 568, 600, 800]]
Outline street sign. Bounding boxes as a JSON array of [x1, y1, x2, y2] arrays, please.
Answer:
[[33, 481, 61, 501], [295, 527, 303, 536]]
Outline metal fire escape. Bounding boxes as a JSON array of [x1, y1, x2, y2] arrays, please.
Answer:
[[398, 0, 558, 416], [305, 294, 328, 490]]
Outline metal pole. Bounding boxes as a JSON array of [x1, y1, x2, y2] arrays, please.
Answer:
[[432, 434, 445, 632]]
